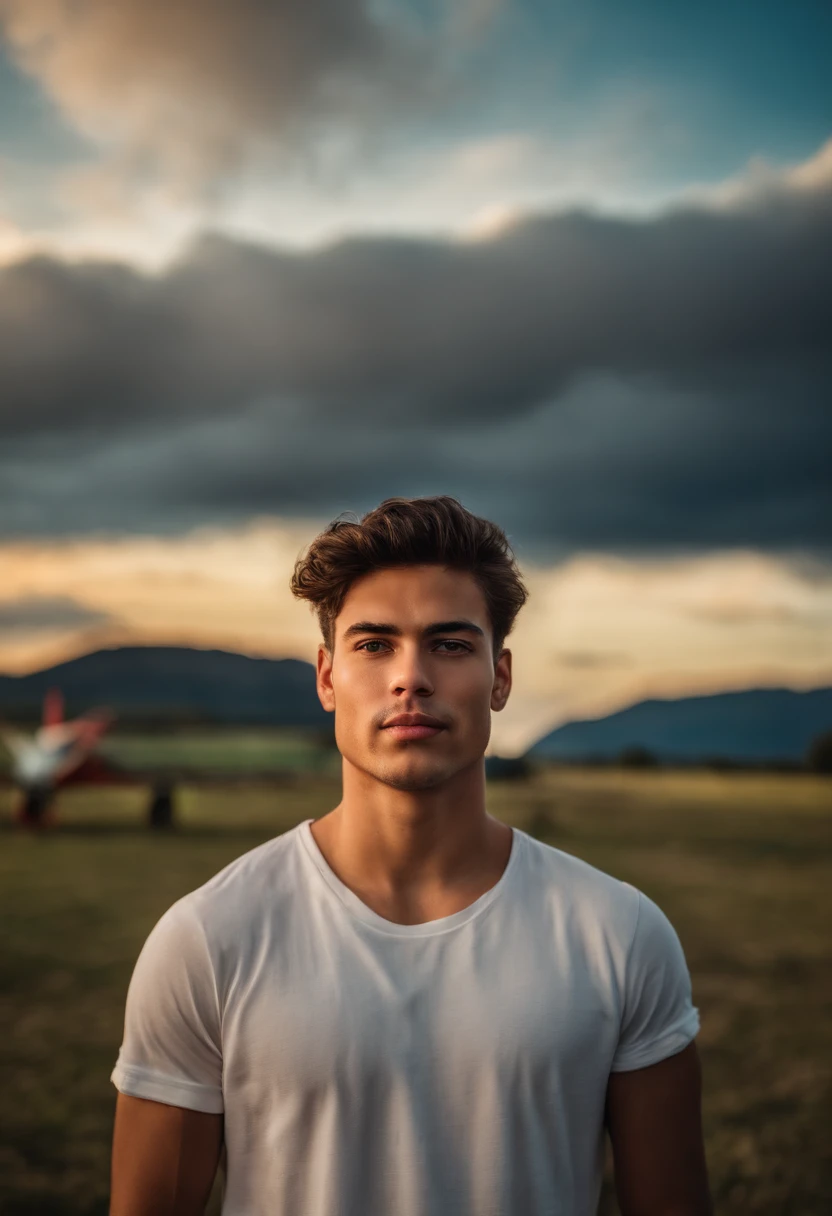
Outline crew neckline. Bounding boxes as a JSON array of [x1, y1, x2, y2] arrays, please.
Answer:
[[297, 818, 522, 938]]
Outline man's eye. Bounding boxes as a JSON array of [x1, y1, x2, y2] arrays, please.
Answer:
[[357, 640, 388, 653], [435, 640, 470, 653]]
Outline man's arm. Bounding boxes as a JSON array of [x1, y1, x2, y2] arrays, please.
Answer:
[[110, 1093, 223, 1216], [605, 1041, 713, 1216]]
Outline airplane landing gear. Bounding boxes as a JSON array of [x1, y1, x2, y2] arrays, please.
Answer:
[[16, 788, 53, 829], [148, 782, 176, 830]]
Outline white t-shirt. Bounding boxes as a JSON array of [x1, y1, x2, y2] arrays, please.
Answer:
[[112, 821, 700, 1216]]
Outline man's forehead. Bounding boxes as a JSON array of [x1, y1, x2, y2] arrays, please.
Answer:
[[338, 566, 489, 624]]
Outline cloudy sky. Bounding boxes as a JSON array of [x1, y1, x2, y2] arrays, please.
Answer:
[[0, 0, 830, 751]]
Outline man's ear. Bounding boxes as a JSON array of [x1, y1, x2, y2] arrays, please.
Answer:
[[316, 644, 336, 713], [491, 648, 512, 712]]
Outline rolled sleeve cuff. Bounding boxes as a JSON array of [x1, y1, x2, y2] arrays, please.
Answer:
[[111, 1060, 224, 1114], [610, 1007, 700, 1073]]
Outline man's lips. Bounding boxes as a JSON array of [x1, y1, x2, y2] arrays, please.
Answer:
[[381, 714, 447, 740], [384, 724, 444, 740]]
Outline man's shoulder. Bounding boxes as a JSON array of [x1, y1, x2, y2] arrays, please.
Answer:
[[173, 820, 308, 935], [514, 828, 641, 936]]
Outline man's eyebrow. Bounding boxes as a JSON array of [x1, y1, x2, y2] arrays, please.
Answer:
[[342, 621, 403, 640], [423, 620, 485, 638], [341, 619, 485, 641]]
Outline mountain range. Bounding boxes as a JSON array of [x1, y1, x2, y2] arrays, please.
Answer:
[[0, 646, 330, 729], [529, 687, 832, 764]]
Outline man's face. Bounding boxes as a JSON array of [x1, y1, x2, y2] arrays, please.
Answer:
[[317, 565, 512, 792]]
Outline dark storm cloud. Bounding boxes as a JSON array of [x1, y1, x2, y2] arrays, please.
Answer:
[[0, 165, 830, 551], [2, 173, 830, 433]]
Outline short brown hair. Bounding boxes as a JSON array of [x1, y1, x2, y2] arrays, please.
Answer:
[[291, 496, 528, 654]]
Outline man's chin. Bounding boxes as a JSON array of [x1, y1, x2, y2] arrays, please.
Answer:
[[374, 749, 489, 791], [375, 760, 457, 792]]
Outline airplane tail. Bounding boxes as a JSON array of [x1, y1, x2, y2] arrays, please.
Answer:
[[43, 688, 64, 727]]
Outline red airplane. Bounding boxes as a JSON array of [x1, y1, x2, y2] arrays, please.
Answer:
[[2, 689, 297, 830], [1, 689, 117, 826]]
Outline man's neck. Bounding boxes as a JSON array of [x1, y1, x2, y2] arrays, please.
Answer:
[[309, 760, 513, 925]]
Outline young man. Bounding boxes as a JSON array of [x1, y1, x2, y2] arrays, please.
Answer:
[[110, 496, 712, 1216]]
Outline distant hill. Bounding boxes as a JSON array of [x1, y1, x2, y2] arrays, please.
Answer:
[[528, 687, 832, 765], [0, 646, 330, 729]]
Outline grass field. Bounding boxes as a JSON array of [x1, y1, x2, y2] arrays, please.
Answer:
[[1, 767, 830, 1214]]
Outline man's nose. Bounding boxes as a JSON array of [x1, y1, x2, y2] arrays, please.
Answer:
[[390, 645, 434, 696]]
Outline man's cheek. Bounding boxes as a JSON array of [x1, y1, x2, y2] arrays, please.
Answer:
[[334, 666, 369, 700]]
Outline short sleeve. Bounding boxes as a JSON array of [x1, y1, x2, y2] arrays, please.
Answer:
[[111, 898, 224, 1113], [611, 890, 700, 1072]]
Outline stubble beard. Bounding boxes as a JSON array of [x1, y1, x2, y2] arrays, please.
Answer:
[[371, 755, 454, 792]]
